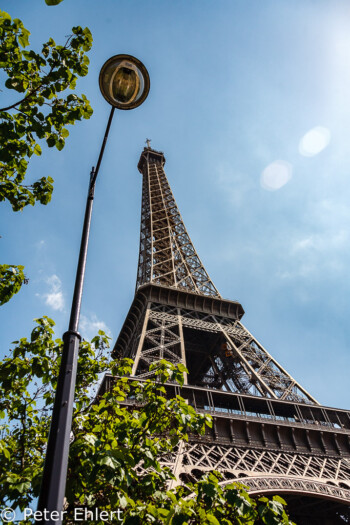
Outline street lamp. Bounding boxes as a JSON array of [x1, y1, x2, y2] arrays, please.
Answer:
[[37, 55, 150, 524]]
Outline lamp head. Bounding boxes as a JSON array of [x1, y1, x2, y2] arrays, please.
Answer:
[[99, 54, 150, 110]]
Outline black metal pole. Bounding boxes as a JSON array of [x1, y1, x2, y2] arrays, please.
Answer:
[[37, 106, 115, 524]]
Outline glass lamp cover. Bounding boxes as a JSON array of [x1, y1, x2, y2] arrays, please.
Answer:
[[99, 54, 150, 110]]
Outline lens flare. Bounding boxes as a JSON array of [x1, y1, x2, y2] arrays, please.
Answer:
[[299, 126, 331, 157], [260, 160, 292, 191]]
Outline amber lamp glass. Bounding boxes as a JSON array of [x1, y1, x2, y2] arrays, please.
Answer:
[[99, 54, 150, 110]]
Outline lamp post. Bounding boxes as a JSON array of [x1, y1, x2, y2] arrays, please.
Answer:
[[37, 55, 150, 524]]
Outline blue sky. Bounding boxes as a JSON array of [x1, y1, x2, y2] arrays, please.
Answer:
[[2, 0, 350, 409]]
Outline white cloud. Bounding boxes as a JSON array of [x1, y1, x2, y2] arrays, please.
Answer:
[[260, 160, 292, 191], [80, 314, 112, 341], [40, 274, 65, 311], [292, 237, 315, 252], [277, 227, 349, 284], [216, 162, 255, 207], [292, 230, 348, 255], [299, 126, 330, 157]]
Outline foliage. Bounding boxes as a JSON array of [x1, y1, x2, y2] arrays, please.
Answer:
[[45, 0, 64, 5], [0, 318, 295, 524], [151, 474, 294, 525], [0, 264, 28, 305], [0, 10, 93, 211], [1, 8, 93, 305], [0, 317, 110, 511]]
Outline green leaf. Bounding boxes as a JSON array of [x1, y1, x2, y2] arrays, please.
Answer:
[[272, 495, 287, 506], [55, 138, 65, 151], [18, 28, 30, 47], [99, 455, 120, 469], [0, 265, 27, 305], [206, 516, 220, 525], [45, 0, 64, 4], [33, 144, 42, 156], [14, 481, 31, 494]]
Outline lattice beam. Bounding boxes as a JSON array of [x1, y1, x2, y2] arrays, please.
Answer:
[[130, 301, 316, 404], [136, 147, 220, 297]]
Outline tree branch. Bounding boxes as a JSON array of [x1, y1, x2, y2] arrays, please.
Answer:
[[0, 34, 73, 112], [0, 85, 43, 112]]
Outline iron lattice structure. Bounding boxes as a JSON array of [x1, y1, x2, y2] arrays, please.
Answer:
[[136, 148, 219, 297], [101, 146, 350, 524]]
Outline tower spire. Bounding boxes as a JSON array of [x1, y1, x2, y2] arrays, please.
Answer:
[[136, 146, 220, 297]]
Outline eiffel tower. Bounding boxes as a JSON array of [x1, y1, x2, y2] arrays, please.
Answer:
[[101, 145, 350, 524]]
